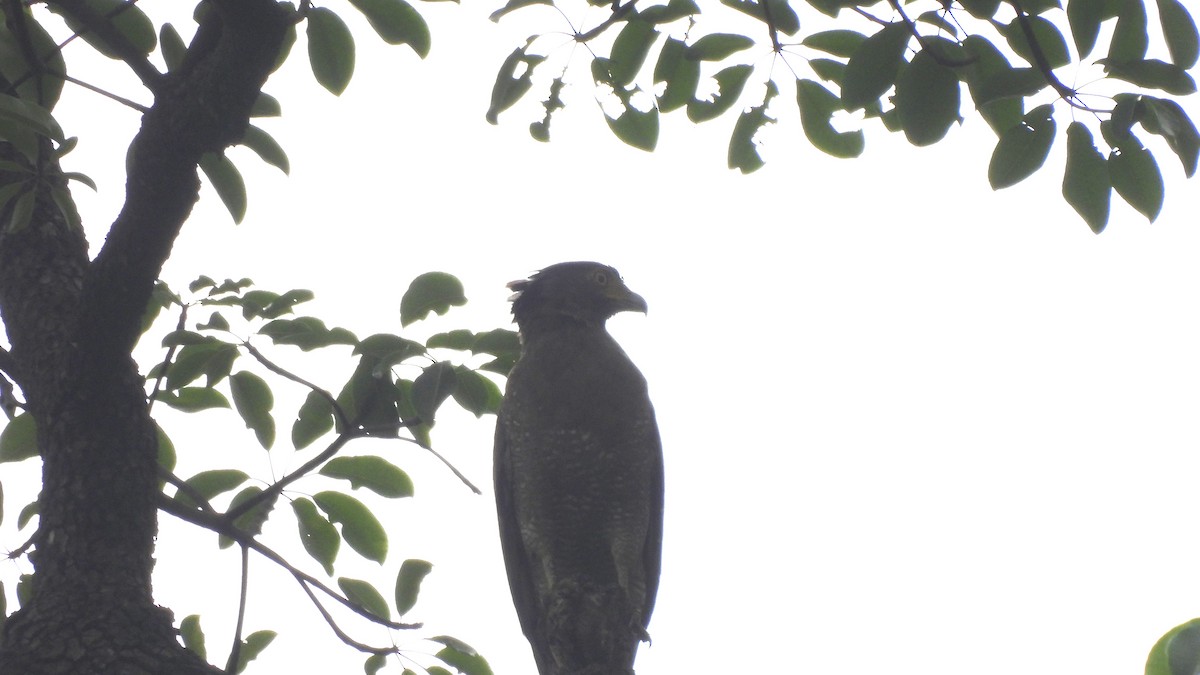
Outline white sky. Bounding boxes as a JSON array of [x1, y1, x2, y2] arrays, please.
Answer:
[[3, 2, 1200, 675]]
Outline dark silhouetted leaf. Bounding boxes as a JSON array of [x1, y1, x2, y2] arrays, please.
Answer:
[[401, 272, 467, 326], [1108, 0, 1148, 63], [795, 78, 864, 158], [339, 577, 391, 619], [801, 29, 865, 58], [728, 81, 777, 173], [988, 103, 1056, 189], [350, 0, 430, 57], [308, 7, 356, 95], [894, 47, 961, 146], [412, 361, 457, 425], [653, 37, 700, 112], [1158, 0, 1199, 68], [1062, 122, 1111, 233], [199, 152, 247, 224], [315, 491, 388, 563], [1002, 15, 1070, 68], [320, 455, 414, 498], [1140, 97, 1199, 177], [841, 22, 910, 111], [685, 33, 754, 61], [610, 19, 657, 87], [720, 0, 799, 35], [0, 413, 37, 463], [175, 470, 251, 509], [395, 558, 434, 615], [687, 64, 752, 122], [1098, 58, 1197, 94], [230, 371, 275, 449], [1108, 135, 1164, 221]]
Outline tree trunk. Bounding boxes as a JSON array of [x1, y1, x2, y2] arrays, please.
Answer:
[[0, 2, 290, 672]]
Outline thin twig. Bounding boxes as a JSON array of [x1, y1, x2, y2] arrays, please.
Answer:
[[241, 340, 351, 430], [158, 494, 421, 631], [224, 544, 251, 673], [296, 580, 404, 655]]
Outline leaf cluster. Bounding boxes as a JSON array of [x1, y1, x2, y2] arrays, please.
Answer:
[[1, 271, 513, 674], [487, 0, 1198, 231]]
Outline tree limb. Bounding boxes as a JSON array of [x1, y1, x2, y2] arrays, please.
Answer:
[[158, 494, 421, 632]]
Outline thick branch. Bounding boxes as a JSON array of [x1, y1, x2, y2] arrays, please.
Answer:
[[79, 0, 290, 365]]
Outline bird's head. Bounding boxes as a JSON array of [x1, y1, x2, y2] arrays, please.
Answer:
[[508, 261, 648, 330]]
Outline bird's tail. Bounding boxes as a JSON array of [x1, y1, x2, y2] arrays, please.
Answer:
[[537, 577, 645, 675]]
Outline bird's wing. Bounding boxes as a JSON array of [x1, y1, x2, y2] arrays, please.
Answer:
[[493, 415, 542, 644], [641, 417, 665, 631]]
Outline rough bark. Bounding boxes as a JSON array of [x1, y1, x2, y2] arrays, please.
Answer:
[[0, 2, 290, 672]]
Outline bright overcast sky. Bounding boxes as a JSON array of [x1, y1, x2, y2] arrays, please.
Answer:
[[4, 2, 1200, 675]]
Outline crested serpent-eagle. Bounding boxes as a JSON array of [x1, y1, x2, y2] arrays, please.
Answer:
[[494, 261, 664, 675]]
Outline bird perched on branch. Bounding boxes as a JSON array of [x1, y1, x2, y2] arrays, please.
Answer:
[[494, 261, 663, 675]]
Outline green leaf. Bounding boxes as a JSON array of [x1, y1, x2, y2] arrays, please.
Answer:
[[654, 38, 700, 112], [292, 497, 340, 575], [17, 501, 38, 529], [988, 103, 1056, 189], [355, 333, 426, 365], [1062, 122, 1111, 233], [840, 22, 910, 111], [685, 33, 755, 61], [315, 491, 388, 563], [0, 8, 66, 107], [251, 93, 282, 117], [395, 559, 434, 615], [166, 342, 237, 391], [320, 455, 414, 498], [0, 413, 37, 463], [47, 0, 156, 60], [234, 630, 276, 675], [894, 47, 961, 146], [960, 0, 1001, 18], [961, 35, 1047, 109], [349, 0, 430, 58], [292, 391, 335, 450], [160, 24, 187, 72], [1002, 15, 1070, 69], [230, 371, 275, 449], [364, 653, 387, 675], [1108, 135, 1164, 221], [157, 387, 231, 412], [175, 469, 251, 509], [795, 78, 864, 158], [605, 100, 659, 151], [1109, 0, 1149, 63], [260, 317, 357, 351], [156, 423, 176, 482], [308, 7, 356, 95], [1158, 0, 1199, 68], [240, 126, 290, 174], [609, 19, 657, 87], [427, 329, 477, 351], [471, 329, 520, 357], [221, 486, 276, 548], [489, 0, 551, 22], [1068, 0, 1119, 58], [1098, 58, 1197, 95], [199, 153, 247, 224], [0, 94, 64, 142], [1140, 97, 1200, 177], [432, 638, 492, 675], [400, 272, 467, 326], [687, 64, 752, 123], [451, 366, 502, 416], [639, 0, 700, 24], [1146, 617, 1200, 675], [339, 577, 391, 620], [180, 615, 206, 660], [720, 0, 799, 35], [728, 81, 777, 173], [801, 29, 866, 58], [5, 188, 34, 233], [486, 42, 545, 124], [412, 361, 457, 425]]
